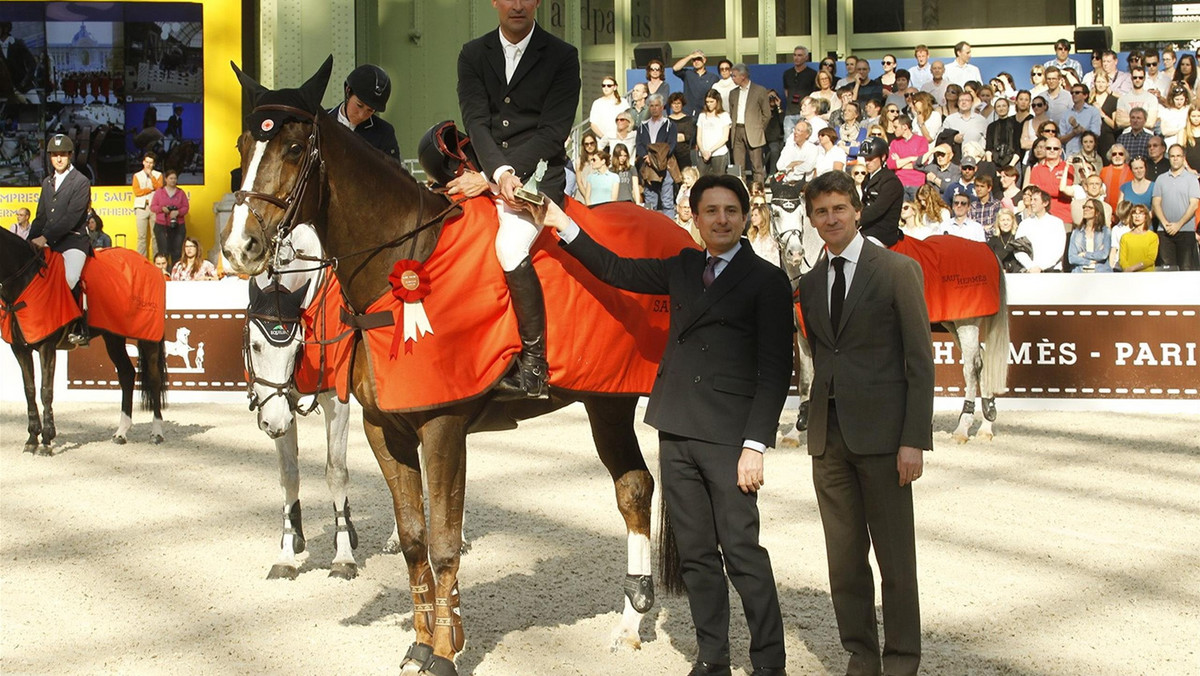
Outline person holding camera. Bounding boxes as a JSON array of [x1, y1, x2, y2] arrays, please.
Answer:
[[149, 168, 189, 265]]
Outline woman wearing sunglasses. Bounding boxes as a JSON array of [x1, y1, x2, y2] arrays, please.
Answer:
[[1029, 66, 1047, 97], [1020, 95, 1052, 156], [588, 77, 629, 141], [644, 59, 670, 99], [875, 54, 899, 91]]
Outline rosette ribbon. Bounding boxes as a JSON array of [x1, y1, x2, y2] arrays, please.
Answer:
[[387, 260, 433, 358]]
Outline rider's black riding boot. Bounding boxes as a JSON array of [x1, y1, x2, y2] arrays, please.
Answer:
[[494, 257, 549, 400], [66, 286, 90, 347]]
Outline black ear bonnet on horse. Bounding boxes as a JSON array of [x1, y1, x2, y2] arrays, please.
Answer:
[[232, 55, 333, 141], [248, 279, 311, 346]]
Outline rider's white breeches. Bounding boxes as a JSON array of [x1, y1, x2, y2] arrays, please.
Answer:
[[62, 249, 86, 290], [494, 199, 543, 272]]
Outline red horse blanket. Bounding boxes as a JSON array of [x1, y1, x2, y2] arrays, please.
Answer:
[[890, 234, 1001, 323], [82, 248, 166, 342], [294, 271, 352, 398], [0, 250, 81, 344], [355, 196, 697, 412]]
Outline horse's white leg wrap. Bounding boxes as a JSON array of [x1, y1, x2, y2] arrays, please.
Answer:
[[114, 412, 132, 440], [610, 532, 651, 650], [494, 200, 542, 272], [952, 322, 982, 442]]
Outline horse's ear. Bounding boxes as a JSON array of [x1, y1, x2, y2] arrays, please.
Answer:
[[299, 55, 335, 113], [231, 61, 268, 102], [248, 277, 264, 304]]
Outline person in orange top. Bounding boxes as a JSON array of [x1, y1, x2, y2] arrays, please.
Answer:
[[131, 151, 163, 258], [1099, 143, 1134, 215]]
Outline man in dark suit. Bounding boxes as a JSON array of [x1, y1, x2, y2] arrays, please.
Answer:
[[531, 175, 793, 676], [856, 136, 904, 246], [798, 170, 934, 676], [455, 0, 580, 399], [29, 134, 92, 346], [728, 64, 772, 185], [635, 94, 678, 217]]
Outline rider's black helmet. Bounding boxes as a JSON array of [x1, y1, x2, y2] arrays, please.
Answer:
[[858, 136, 889, 160], [344, 64, 391, 112], [418, 121, 481, 186]]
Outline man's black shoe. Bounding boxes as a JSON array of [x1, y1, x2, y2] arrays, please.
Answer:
[[687, 662, 732, 676]]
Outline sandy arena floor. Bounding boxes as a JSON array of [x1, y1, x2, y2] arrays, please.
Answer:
[[1, 401, 1197, 675]]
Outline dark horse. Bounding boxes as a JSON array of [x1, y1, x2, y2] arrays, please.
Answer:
[[0, 229, 167, 453], [222, 58, 662, 675]]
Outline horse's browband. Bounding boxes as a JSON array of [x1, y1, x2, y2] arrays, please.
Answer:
[[251, 104, 316, 121]]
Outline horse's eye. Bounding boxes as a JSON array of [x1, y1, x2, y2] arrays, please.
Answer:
[[287, 143, 304, 157]]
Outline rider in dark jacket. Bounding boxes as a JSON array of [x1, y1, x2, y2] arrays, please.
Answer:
[[328, 64, 402, 162]]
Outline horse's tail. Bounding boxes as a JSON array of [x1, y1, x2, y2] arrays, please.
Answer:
[[981, 270, 1010, 395], [656, 489, 685, 596], [138, 338, 169, 411]]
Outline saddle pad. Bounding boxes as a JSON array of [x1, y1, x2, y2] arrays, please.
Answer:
[[357, 196, 698, 412], [82, 247, 166, 342], [0, 250, 81, 345], [294, 271, 352, 399], [890, 234, 1002, 324]]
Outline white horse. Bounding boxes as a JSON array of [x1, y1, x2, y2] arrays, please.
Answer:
[[771, 182, 1010, 443], [769, 181, 824, 447], [164, 326, 195, 369], [245, 224, 359, 580]]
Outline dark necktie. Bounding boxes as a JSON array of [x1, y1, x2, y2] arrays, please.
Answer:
[[830, 256, 846, 329], [702, 255, 719, 289]]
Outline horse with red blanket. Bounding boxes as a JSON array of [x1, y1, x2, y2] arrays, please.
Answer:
[[222, 58, 693, 674], [0, 230, 167, 453]]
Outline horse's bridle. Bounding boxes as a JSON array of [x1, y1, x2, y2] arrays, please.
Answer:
[[243, 285, 305, 414], [233, 104, 325, 251]]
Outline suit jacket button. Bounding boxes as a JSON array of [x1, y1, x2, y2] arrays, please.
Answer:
[[504, 96, 511, 103], [700, 344, 708, 351], [834, 348, 840, 354], [501, 141, 509, 148], [502, 119, 510, 127], [677, 337, 685, 344], [693, 376, 701, 383]]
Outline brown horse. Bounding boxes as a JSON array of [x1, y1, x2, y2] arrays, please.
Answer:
[[222, 58, 665, 675]]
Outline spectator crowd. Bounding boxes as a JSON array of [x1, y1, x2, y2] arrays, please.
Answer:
[[575, 42, 1200, 272]]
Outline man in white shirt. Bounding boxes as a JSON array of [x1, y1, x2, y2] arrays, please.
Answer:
[[1115, 67, 1160, 129], [941, 194, 987, 241], [1100, 50, 1133, 96], [944, 42, 982, 87], [1142, 50, 1169, 102], [777, 120, 819, 181], [1015, 187, 1066, 272], [909, 45, 933, 91]]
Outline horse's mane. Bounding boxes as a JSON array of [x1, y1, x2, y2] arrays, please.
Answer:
[[316, 112, 427, 192], [0, 227, 42, 298]]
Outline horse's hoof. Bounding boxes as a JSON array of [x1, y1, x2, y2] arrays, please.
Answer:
[[952, 433, 970, 444], [382, 538, 402, 555], [24, 441, 38, 454], [778, 431, 800, 449], [267, 564, 299, 580], [150, 434, 164, 445], [329, 562, 358, 580], [401, 643, 433, 673], [37, 444, 55, 457], [112, 434, 127, 445], [977, 431, 994, 441], [609, 630, 642, 652]]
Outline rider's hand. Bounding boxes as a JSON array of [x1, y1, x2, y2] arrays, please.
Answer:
[[497, 171, 524, 207], [446, 171, 490, 198], [30, 236, 48, 249]]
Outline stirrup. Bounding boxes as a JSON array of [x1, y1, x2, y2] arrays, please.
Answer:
[[493, 355, 548, 401]]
